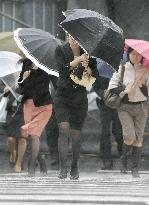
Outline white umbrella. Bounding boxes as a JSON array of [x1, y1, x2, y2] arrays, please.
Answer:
[[0, 51, 22, 99], [1, 72, 21, 100], [0, 51, 22, 77]]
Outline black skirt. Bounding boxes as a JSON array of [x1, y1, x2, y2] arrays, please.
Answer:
[[54, 96, 87, 130]]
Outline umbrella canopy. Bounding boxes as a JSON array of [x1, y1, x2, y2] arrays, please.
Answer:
[[125, 39, 149, 67], [0, 51, 22, 77], [0, 51, 22, 99], [14, 28, 62, 77], [0, 32, 23, 55], [1, 72, 21, 100], [60, 9, 124, 71], [96, 58, 114, 79]]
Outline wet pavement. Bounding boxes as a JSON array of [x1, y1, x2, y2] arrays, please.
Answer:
[[0, 152, 149, 204]]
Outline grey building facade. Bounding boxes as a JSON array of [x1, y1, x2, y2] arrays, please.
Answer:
[[0, 0, 67, 39]]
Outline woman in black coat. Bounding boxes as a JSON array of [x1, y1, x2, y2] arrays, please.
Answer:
[[54, 36, 98, 179]]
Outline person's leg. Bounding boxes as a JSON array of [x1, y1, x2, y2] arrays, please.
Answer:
[[37, 152, 47, 175], [15, 138, 27, 173], [112, 111, 123, 156], [7, 137, 16, 164], [15, 101, 31, 173], [120, 143, 132, 174], [70, 129, 80, 180], [118, 107, 136, 174], [131, 144, 142, 178], [46, 111, 59, 166], [23, 103, 52, 176], [100, 105, 113, 169], [28, 136, 40, 177], [131, 103, 148, 178], [58, 122, 70, 179]]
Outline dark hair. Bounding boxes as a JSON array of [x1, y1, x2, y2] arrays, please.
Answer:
[[127, 47, 143, 64], [18, 58, 33, 70], [127, 47, 134, 62]]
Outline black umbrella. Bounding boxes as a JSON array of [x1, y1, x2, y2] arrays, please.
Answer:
[[14, 28, 62, 77], [60, 9, 124, 70]]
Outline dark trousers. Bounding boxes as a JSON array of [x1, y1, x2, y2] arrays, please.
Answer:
[[98, 103, 123, 160]]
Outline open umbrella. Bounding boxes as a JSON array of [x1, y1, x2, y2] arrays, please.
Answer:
[[60, 9, 124, 71], [96, 58, 114, 79], [1, 72, 21, 100], [0, 51, 22, 77], [125, 39, 149, 67], [0, 51, 22, 99], [0, 32, 23, 55], [14, 28, 62, 77]]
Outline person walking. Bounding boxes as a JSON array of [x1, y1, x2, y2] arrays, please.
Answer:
[[108, 48, 149, 178], [46, 110, 59, 166], [93, 58, 123, 170], [15, 58, 57, 176], [54, 35, 98, 180]]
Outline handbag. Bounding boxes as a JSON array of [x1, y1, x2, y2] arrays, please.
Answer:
[[0, 96, 9, 123], [103, 65, 125, 109]]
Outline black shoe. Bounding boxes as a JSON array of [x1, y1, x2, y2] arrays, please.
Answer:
[[131, 170, 140, 178], [120, 156, 128, 174], [28, 166, 35, 177], [120, 166, 127, 174], [70, 167, 79, 180], [38, 155, 47, 176], [28, 161, 35, 177], [58, 169, 67, 179], [101, 160, 113, 170]]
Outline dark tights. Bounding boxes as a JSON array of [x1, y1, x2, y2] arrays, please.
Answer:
[[58, 122, 69, 170], [71, 129, 80, 169], [58, 122, 81, 171], [29, 137, 40, 168]]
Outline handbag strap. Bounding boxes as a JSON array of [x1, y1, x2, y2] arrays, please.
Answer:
[[119, 64, 125, 84]]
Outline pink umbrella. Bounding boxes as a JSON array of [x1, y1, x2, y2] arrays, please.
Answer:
[[125, 39, 149, 67]]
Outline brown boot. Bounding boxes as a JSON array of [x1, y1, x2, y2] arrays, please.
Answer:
[[120, 144, 131, 174], [131, 146, 141, 178]]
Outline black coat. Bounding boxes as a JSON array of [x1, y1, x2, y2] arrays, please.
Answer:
[[55, 43, 98, 108], [18, 60, 57, 107]]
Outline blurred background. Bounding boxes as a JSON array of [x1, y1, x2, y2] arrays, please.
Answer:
[[0, 0, 149, 40]]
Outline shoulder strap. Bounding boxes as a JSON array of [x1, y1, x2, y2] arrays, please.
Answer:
[[119, 64, 125, 83]]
